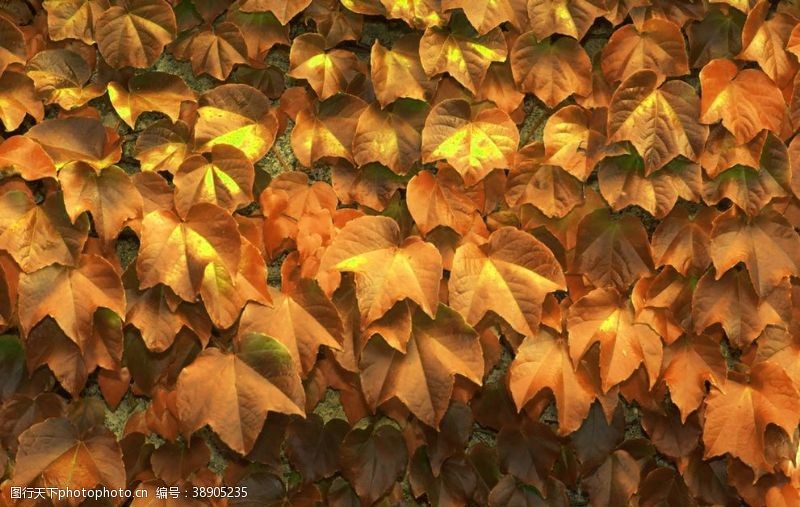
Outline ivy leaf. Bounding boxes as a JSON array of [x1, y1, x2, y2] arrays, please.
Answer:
[[25, 117, 121, 170], [18, 254, 125, 352], [525, 0, 602, 40], [419, 26, 506, 95], [170, 22, 249, 80], [291, 93, 367, 167], [508, 326, 598, 434], [699, 58, 787, 144], [573, 209, 654, 292], [94, 0, 177, 69], [59, 162, 143, 245], [352, 100, 428, 175], [338, 423, 407, 505], [709, 207, 800, 297], [136, 203, 241, 303], [239, 0, 312, 25], [108, 72, 195, 128], [193, 84, 278, 162], [449, 226, 566, 337], [288, 33, 363, 100], [601, 18, 689, 84], [13, 417, 125, 490], [0, 71, 43, 132], [173, 144, 254, 219], [42, 0, 109, 44], [703, 362, 800, 475], [421, 99, 519, 185], [738, 0, 798, 88], [407, 167, 478, 236], [567, 287, 663, 392], [608, 70, 708, 174], [176, 333, 305, 455], [319, 215, 442, 325], [359, 304, 484, 428], [441, 0, 525, 34], [370, 34, 435, 107], [510, 32, 591, 108]]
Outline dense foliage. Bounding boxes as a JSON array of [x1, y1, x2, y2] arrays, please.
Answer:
[[1, 0, 800, 505]]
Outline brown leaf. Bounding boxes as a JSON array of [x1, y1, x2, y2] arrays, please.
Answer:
[[171, 22, 249, 80], [543, 105, 623, 182], [194, 83, 278, 162], [608, 70, 708, 173], [0, 190, 88, 272], [370, 33, 435, 107], [497, 420, 560, 493], [567, 287, 663, 392], [703, 363, 800, 475], [288, 33, 363, 100], [25, 117, 121, 170], [651, 205, 716, 277], [13, 417, 125, 490], [510, 31, 591, 108], [291, 93, 367, 167], [94, 0, 177, 68], [407, 167, 478, 235], [601, 18, 689, 84], [136, 203, 241, 303], [692, 268, 782, 348], [0, 70, 43, 131], [739, 0, 798, 88], [360, 304, 483, 428], [239, 0, 312, 25], [699, 58, 787, 144], [573, 209, 654, 291], [176, 333, 305, 455], [419, 26, 507, 95], [449, 226, 566, 337], [583, 449, 642, 507], [525, 0, 602, 40], [59, 162, 143, 244], [320, 215, 442, 325], [286, 414, 349, 483], [421, 99, 519, 185], [108, 72, 195, 128], [338, 424, 407, 505], [237, 279, 342, 376], [0, 136, 56, 181], [352, 100, 428, 175], [173, 144, 254, 218], [441, 0, 526, 34], [709, 207, 800, 297], [25, 49, 105, 110], [687, 7, 745, 69], [508, 327, 597, 434]]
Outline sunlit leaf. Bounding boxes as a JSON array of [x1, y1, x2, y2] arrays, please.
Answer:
[[94, 0, 177, 69], [108, 72, 195, 128]]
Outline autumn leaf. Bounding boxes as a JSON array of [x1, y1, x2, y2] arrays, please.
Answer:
[[291, 93, 367, 168], [193, 84, 278, 162], [441, 0, 525, 34], [419, 26, 506, 95], [687, 7, 745, 68], [573, 209, 654, 292], [94, 0, 177, 68], [421, 99, 519, 185], [525, 0, 602, 40], [338, 423, 407, 505], [59, 162, 142, 245], [449, 226, 566, 337], [692, 268, 782, 348], [107, 72, 195, 128], [285, 414, 349, 483], [709, 207, 800, 297], [380, 0, 444, 29], [25, 49, 106, 110], [13, 417, 125, 491], [608, 70, 708, 174], [0, 16, 25, 76], [508, 326, 598, 434], [239, 0, 312, 25], [543, 105, 623, 181], [173, 144, 254, 218], [699, 58, 787, 144], [601, 18, 689, 84], [703, 362, 800, 474], [288, 33, 363, 100], [510, 31, 591, 108], [225, 4, 288, 61], [359, 304, 483, 428], [237, 279, 342, 376], [319, 215, 442, 325], [133, 119, 191, 173], [170, 22, 249, 80], [598, 154, 702, 218], [651, 205, 716, 277], [497, 420, 560, 493], [506, 142, 584, 219], [25, 117, 121, 170], [407, 167, 478, 235], [0, 136, 56, 181], [136, 203, 241, 303], [42, 0, 109, 44], [0, 70, 43, 131], [738, 0, 798, 88], [18, 254, 124, 354], [567, 287, 663, 392], [176, 333, 305, 455], [352, 100, 428, 175], [370, 34, 435, 107], [661, 332, 727, 422], [0, 190, 88, 272]]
